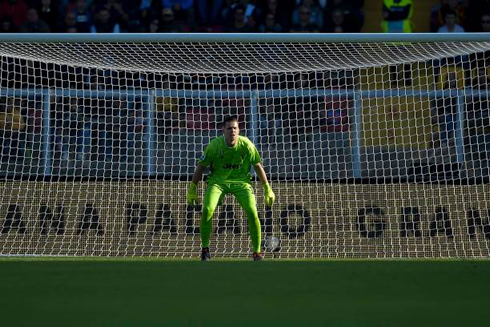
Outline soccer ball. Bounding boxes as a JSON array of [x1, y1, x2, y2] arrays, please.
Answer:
[[263, 236, 281, 252]]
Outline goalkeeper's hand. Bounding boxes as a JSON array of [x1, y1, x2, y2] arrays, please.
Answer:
[[187, 182, 199, 206], [262, 183, 275, 207]]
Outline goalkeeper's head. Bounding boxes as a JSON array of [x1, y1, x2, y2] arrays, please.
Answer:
[[222, 115, 240, 147]]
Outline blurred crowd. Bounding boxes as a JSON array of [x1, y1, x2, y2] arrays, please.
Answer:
[[428, 0, 490, 33], [1, 0, 490, 34], [0, 0, 364, 34], [1, 0, 490, 180]]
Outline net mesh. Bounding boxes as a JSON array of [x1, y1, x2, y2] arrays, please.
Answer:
[[0, 39, 490, 258]]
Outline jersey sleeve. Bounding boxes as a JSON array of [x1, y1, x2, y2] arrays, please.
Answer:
[[249, 142, 261, 166]]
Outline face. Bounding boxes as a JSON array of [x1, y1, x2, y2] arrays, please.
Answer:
[[265, 14, 275, 27], [299, 8, 311, 23], [26, 9, 39, 23], [76, 0, 86, 9], [162, 10, 174, 22], [332, 10, 344, 25], [2, 20, 11, 31], [481, 15, 490, 32], [447, 0, 458, 8], [234, 9, 245, 20], [445, 13, 456, 26], [99, 10, 110, 23], [150, 19, 159, 32], [223, 120, 239, 146], [65, 12, 77, 25]]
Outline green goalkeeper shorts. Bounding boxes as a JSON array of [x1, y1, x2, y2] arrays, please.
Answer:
[[203, 182, 257, 214]]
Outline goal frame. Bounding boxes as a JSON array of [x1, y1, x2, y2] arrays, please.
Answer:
[[1, 33, 490, 181], [1, 33, 490, 258]]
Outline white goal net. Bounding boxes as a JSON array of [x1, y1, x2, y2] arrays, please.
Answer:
[[1, 34, 490, 258]]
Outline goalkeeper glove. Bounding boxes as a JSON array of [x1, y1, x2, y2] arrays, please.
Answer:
[[187, 182, 199, 206], [262, 183, 275, 207]]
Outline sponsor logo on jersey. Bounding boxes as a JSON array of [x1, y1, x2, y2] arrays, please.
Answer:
[[223, 163, 243, 170]]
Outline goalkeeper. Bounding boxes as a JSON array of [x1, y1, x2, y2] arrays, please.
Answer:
[[187, 116, 275, 261]]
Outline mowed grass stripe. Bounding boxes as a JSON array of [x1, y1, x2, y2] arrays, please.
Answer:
[[0, 260, 488, 327]]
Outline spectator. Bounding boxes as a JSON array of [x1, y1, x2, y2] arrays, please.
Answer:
[[186, 107, 216, 130], [431, 71, 461, 147], [323, 8, 351, 32], [137, 0, 155, 28], [90, 7, 120, 33], [237, 0, 258, 23], [325, 0, 364, 32], [223, 4, 256, 32], [222, 0, 257, 22], [159, 7, 185, 32], [324, 97, 350, 133], [0, 16, 18, 33], [259, 98, 282, 144], [437, 9, 465, 32], [0, 0, 29, 29], [106, 99, 129, 164], [94, 0, 132, 31], [37, 0, 59, 31], [220, 0, 235, 23], [467, 64, 490, 160], [197, 0, 223, 25], [381, 0, 413, 33], [479, 14, 490, 32], [58, 10, 78, 32], [155, 94, 183, 142], [19, 8, 51, 33], [66, 25, 77, 33], [430, 0, 466, 32], [291, 0, 324, 30], [290, 4, 320, 32], [466, 0, 490, 31], [221, 0, 260, 30], [323, 97, 350, 159], [431, 97, 456, 148], [162, 0, 195, 27], [147, 18, 160, 32], [0, 97, 26, 163], [260, 0, 291, 30], [62, 0, 93, 13], [71, 0, 91, 32], [258, 12, 282, 32], [57, 97, 85, 162]]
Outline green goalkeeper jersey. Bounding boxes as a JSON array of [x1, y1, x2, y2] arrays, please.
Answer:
[[198, 135, 261, 184]]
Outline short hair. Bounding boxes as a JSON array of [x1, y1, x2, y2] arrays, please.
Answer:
[[444, 9, 457, 19], [223, 115, 238, 126], [234, 4, 246, 14]]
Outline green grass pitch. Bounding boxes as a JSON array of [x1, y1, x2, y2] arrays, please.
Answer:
[[1, 258, 489, 326]]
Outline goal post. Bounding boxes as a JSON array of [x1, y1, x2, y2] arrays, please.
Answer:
[[1, 33, 490, 258]]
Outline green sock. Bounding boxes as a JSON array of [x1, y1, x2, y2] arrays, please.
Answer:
[[248, 214, 261, 253], [200, 211, 213, 248]]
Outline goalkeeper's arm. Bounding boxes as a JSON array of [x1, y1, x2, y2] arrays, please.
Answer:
[[254, 163, 275, 207], [187, 163, 206, 205]]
